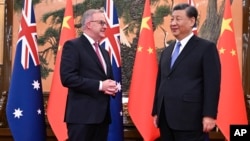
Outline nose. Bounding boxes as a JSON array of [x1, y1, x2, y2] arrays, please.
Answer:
[[170, 19, 177, 25], [102, 22, 108, 28]]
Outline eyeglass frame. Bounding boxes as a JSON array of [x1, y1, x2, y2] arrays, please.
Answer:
[[89, 20, 107, 26]]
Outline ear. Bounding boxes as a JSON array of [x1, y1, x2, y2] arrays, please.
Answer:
[[86, 22, 92, 29], [190, 17, 196, 28]]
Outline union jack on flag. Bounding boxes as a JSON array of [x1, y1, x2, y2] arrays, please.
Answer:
[[100, 0, 123, 140], [6, 0, 46, 140]]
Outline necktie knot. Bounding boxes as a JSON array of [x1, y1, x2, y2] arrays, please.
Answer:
[[94, 42, 99, 49], [176, 42, 181, 48], [170, 42, 181, 68]]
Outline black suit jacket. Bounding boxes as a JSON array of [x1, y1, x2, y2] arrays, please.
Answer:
[[60, 35, 113, 124], [152, 35, 221, 130]]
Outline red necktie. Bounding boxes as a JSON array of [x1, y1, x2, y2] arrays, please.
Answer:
[[93, 42, 104, 70]]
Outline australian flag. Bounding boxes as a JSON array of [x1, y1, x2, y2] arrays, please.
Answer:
[[101, 0, 124, 140], [6, 0, 46, 140]]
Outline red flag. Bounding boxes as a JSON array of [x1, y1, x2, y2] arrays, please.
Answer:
[[47, 0, 75, 140], [216, 0, 248, 140], [128, 0, 160, 140]]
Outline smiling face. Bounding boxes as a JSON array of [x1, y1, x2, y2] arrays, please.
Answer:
[[87, 12, 107, 41], [170, 7, 196, 41], [82, 9, 107, 42]]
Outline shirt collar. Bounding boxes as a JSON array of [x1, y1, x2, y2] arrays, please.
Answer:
[[83, 33, 96, 45], [176, 32, 194, 47]]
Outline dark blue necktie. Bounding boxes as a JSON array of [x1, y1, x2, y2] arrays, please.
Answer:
[[170, 42, 181, 68]]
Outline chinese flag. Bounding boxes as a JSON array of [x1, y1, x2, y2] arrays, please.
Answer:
[[128, 0, 160, 140], [216, 0, 248, 140], [47, 0, 76, 140]]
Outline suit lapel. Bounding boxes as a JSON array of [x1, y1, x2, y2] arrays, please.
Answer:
[[159, 42, 174, 77], [99, 47, 111, 73], [166, 43, 175, 72], [80, 35, 106, 74], [168, 36, 198, 73]]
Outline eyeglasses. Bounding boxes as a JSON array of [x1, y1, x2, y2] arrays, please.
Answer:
[[89, 20, 107, 26]]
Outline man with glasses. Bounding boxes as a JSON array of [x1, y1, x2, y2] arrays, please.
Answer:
[[60, 9, 118, 141]]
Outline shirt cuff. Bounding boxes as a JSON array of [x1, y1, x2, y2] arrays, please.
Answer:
[[99, 81, 102, 91]]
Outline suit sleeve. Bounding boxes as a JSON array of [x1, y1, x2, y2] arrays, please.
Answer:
[[202, 42, 221, 118], [60, 40, 100, 94], [152, 50, 164, 116]]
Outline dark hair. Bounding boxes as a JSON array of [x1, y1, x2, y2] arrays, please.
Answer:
[[173, 3, 198, 21]]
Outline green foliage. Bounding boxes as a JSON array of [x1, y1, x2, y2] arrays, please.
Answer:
[[14, 0, 41, 12], [153, 5, 170, 28], [39, 56, 53, 79], [41, 11, 64, 25], [37, 27, 60, 47]]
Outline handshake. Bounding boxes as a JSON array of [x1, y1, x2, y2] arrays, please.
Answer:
[[102, 79, 119, 96]]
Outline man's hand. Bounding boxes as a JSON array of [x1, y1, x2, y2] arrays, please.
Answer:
[[203, 116, 216, 132], [102, 79, 118, 96], [153, 115, 158, 128]]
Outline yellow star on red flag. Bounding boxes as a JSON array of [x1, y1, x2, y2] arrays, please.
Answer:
[[137, 46, 143, 52], [219, 47, 226, 54], [62, 16, 72, 29], [140, 17, 150, 32], [220, 18, 232, 35], [230, 49, 236, 56], [216, 0, 248, 140], [147, 47, 153, 54], [47, 0, 76, 140], [128, 0, 160, 141]]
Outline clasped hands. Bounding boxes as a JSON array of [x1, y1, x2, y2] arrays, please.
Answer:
[[102, 79, 118, 96]]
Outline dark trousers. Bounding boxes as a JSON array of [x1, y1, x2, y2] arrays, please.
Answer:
[[159, 106, 208, 141], [67, 121, 109, 141]]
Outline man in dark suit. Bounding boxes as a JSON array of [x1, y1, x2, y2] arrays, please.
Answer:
[[152, 3, 221, 141], [60, 9, 118, 141]]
